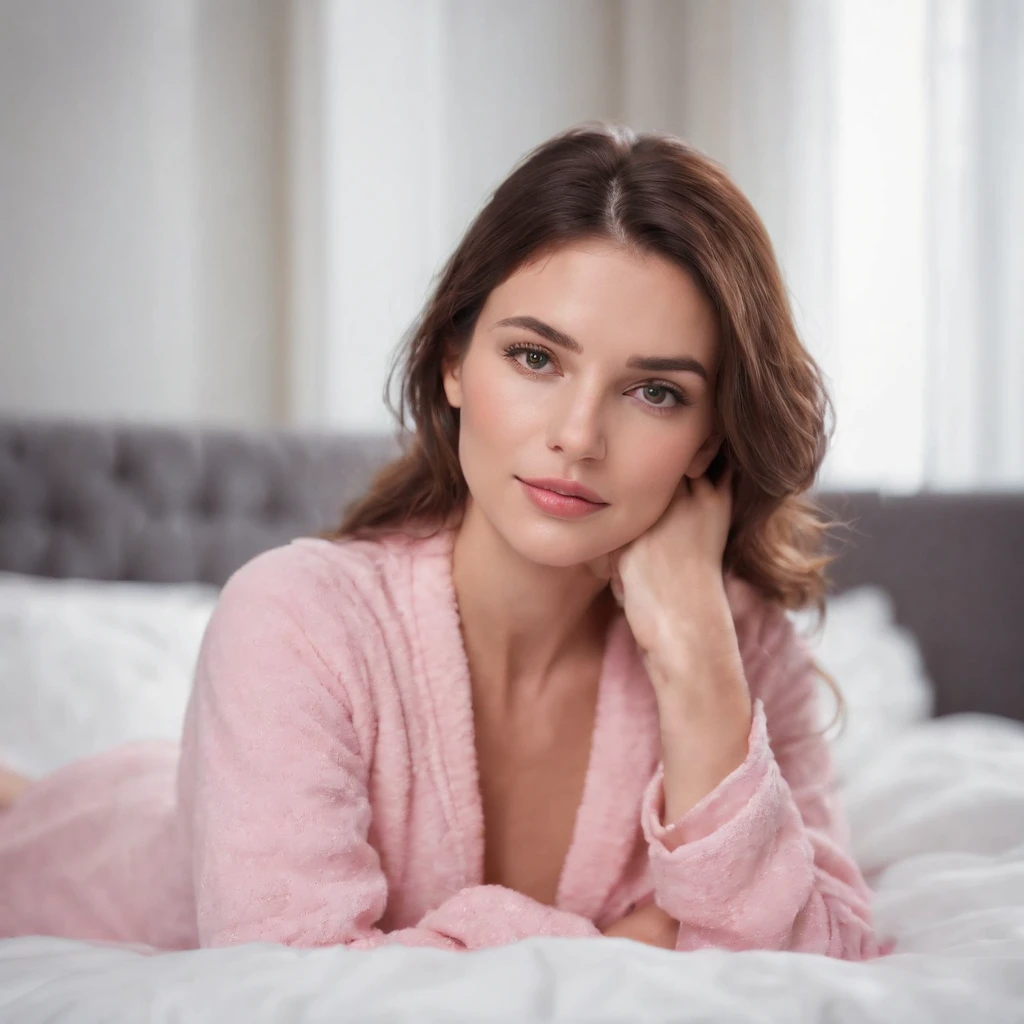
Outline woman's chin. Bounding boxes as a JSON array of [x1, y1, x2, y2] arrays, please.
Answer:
[[499, 519, 628, 572]]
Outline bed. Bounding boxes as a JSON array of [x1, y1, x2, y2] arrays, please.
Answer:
[[0, 417, 1022, 1023]]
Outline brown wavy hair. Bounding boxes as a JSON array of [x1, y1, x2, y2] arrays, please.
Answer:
[[327, 121, 849, 732]]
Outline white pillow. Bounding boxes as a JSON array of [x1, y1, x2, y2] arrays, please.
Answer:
[[0, 573, 934, 785], [0, 572, 219, 776], [790, 586, 934, 785]]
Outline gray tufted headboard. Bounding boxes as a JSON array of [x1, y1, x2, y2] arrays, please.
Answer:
[[0, 418, 399, 585], [1, 417, 1022, 723]]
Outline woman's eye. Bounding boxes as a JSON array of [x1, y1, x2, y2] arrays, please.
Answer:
[[505, 344, 555, 372], [631, 384, 683, 409], [642, 385, 671, 405]]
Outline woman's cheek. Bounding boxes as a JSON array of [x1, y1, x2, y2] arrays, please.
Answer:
[[624, 451, 684, 510], [466, 361, 539, 436], [608, 486, 670, 548]]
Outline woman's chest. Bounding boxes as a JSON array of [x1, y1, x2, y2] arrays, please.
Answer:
[[471, 690, 599, 908], [362, 614, 663, 927]]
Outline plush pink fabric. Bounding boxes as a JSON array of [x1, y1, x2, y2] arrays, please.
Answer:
[[0, 526, 883, 958]]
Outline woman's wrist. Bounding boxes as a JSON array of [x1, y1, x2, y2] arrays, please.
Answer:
[[643, 589, 745, 702]]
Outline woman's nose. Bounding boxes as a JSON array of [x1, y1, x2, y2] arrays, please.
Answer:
[[546, 384, 606, 461]]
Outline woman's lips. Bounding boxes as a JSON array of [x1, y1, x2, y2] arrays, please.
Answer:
[[517, 478, 609, 519]]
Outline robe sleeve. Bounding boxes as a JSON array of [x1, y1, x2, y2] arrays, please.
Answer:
[[638, 586, 880, 960], [177, 548, 601, 950]]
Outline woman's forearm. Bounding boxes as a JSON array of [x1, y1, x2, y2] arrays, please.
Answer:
[[644, 606, 752, 825]]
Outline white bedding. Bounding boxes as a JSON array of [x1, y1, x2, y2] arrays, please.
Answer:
[[1, 713, 1022, 1022], [1, 575, 1021, 1022]]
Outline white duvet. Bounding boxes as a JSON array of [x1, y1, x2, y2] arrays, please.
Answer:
[[0, 576, 1022, 1022]]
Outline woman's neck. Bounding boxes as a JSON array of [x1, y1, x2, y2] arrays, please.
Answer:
[[450, 503, 616, 703]]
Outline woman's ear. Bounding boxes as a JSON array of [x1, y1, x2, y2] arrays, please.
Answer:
[[441, 348, 463, 410], [685, 432, 724, 479]]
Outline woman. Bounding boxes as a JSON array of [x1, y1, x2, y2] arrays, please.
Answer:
[[0, 123, 881, 958]]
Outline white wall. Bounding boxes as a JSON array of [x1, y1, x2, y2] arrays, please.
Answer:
[[0, 0, 286, 427]]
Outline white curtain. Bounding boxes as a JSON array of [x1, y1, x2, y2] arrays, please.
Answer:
[[292, 0, 1023, 492], [286, 0, 625, 433], [618, 0, 1024, 491], [926, 0, 1024, 488]]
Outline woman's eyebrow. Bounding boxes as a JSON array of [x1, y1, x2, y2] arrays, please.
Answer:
[[492, 314, 709, 380]]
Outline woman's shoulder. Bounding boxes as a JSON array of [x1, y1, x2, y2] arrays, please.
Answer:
[[221, 530, 425, 602], [723, 572, 818, 706], [211, 528, 450, 644], [723, 573, 786, 644], [193, 530, 448, 706]]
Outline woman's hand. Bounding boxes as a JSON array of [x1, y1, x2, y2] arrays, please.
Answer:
[[588, 464, 753, 828], [590, 464, 754, 823], [601, 900, 678, 950], [590, 465, 737, 667]]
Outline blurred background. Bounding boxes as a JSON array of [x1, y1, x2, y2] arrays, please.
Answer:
[[0, 0, 1021, 493]]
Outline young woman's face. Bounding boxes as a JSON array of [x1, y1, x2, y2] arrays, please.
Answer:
[[443, 238, 722, 568]]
